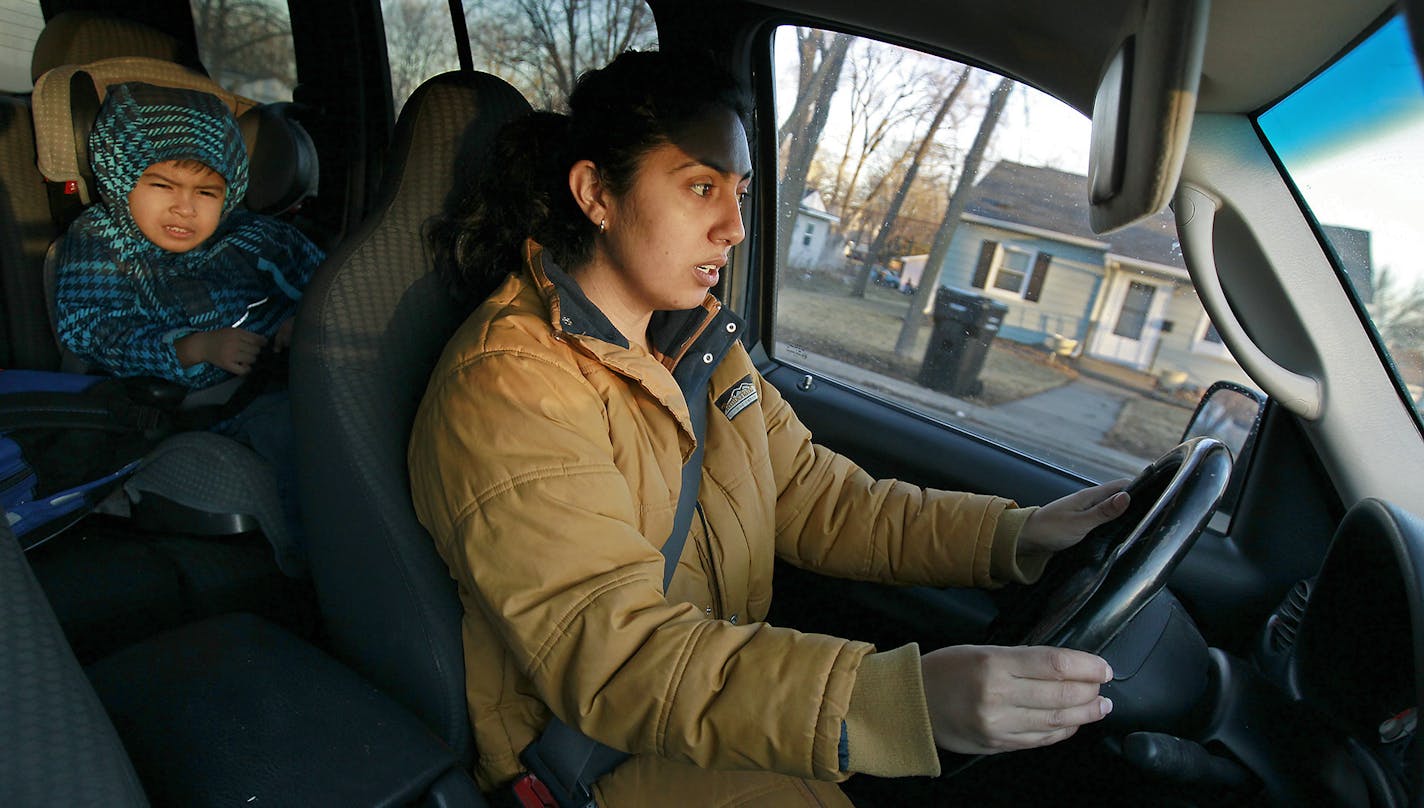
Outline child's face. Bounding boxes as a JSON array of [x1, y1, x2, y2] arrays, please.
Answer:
[[127, 160, 228, 253]]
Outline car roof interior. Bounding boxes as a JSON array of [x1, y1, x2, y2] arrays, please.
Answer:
[[716, 0, 1394, 115]]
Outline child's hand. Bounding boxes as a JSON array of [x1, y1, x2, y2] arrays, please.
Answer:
[[273, 317, 296, 353], [176, 328, 267, 375]]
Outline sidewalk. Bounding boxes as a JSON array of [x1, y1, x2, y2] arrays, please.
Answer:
[[778, 344, 1156, 481]]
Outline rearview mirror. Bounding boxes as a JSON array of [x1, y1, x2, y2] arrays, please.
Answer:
[[1181, 381, 1265, 514]]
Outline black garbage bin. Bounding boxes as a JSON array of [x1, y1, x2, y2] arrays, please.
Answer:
[[917, 288, 1008, 397]]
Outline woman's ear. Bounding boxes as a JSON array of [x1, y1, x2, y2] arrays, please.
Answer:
[[568, 160, 608, 228]]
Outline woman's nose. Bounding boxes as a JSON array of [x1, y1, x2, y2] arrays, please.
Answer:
[[715, 194, 745, 246]]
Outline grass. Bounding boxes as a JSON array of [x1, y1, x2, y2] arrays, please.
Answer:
[[1100, 396, 1195, 459], [774, 280, 1076, 404]]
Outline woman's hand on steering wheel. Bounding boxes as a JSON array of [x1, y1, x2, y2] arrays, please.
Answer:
[[921, 645, 1115, 755], [1018, 478, 1133, 555]]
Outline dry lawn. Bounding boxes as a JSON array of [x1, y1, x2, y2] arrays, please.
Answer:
[[774, 282, 1076, 404], [1100, 396, 1195, 459]]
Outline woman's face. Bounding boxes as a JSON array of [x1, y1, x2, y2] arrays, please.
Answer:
[[597, 108, 752, 315]]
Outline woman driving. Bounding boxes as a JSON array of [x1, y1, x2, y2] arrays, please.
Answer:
[[410, 49, 1129, 807]]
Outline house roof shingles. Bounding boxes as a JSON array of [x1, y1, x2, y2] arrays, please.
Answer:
[[965, 160, 1184, 268]]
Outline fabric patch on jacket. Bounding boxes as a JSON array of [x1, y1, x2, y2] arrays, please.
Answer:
[[715, 375, 759, 421]]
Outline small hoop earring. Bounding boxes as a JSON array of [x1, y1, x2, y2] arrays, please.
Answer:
[[598, 219, 607, 234]]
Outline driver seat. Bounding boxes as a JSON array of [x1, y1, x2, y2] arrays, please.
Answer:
[[291, 71, 531, 765]]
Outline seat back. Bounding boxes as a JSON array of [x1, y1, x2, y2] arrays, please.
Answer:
[[0, 96, 59, 370], [29, 10, 203, 84], [291, 72, 531, 763]]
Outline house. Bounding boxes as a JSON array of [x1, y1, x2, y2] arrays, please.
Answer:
[[786, 190, 842, 269], [905, 161, 1371, 390]]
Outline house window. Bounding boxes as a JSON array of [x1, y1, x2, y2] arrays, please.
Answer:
[[991, 246, 1033, 293], [969, 240, 1052, 301], [805, 223, 815, 234], [1113, 281, 1155, 340], [1193, 314, 1230, 356]]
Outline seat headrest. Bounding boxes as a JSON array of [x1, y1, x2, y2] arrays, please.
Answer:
[[32, 58, 316, 217], [30, 11, 203, 83], [237, 103, 319, 216]]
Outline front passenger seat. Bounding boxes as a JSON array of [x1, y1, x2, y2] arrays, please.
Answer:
[[292, 71, 531, 767]]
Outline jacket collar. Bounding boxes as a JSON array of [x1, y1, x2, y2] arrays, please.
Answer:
[[521, 239, 744, 394]]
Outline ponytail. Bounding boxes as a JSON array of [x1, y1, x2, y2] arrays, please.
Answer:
[[429, 111, 589, 308]]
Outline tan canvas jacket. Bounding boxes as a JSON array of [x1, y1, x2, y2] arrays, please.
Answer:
[[409, 240, 1046, 791]]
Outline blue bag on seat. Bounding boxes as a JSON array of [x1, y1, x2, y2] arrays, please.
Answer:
[[0, 369, 173, 549]]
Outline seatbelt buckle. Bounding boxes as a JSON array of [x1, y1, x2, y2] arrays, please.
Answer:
[[511, 773, 559, 808]]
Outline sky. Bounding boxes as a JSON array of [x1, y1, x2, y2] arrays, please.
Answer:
[[1258, 16, 1424, 289]]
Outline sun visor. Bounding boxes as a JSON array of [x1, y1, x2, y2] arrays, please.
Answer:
[[1087, 0, 1209, 234]]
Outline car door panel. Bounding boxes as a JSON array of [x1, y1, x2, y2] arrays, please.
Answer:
[[758, 356, 1089, 647]]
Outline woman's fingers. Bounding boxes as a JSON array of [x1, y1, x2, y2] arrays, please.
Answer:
[[922, 645, 1113, 755]]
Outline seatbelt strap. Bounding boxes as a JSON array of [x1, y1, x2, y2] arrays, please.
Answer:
[[660, 376, 707, 588], [517, 386, 708, 808]]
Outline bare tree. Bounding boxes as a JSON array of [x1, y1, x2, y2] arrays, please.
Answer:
[[468, 0, 655, 108], [384, 0, 461, 108], [1369, 266, 1424, 350], [191, 0, 296, 100], [825, 43, 920, 213], [776, 30, 851, 273], [894, 75, 1015, 356], [848, 65, 971, 298]]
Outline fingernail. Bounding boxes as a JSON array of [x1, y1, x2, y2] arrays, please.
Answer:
[[1103, 664, 1114, 682], [1100, 697, 1113, 717]]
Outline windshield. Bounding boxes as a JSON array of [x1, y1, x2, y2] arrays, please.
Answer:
[[1257, 14, 1424, 420]]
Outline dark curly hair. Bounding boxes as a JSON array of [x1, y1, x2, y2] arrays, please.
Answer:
[[428, 49, 750, 308]]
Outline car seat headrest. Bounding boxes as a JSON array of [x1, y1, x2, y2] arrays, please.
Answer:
[[32, 57, 316, 220], [30, 11, 203, 83], [237, 103, 319, 216]]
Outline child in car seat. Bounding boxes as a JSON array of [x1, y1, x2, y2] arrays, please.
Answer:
[[54, 81, 322, 387], [53, 81, 324, 575]]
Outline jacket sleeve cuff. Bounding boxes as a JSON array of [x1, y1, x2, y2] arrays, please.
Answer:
[[989, 506, 1050, 584], [843, 643, 941, 778]]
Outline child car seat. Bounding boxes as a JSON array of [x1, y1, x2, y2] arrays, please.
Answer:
[[10, 27, 324, 659]]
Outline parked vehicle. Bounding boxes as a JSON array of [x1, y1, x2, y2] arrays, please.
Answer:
[[2, 0, 1420, 805]]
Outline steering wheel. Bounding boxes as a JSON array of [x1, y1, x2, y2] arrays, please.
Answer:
[[987, 436, 1234, 653]]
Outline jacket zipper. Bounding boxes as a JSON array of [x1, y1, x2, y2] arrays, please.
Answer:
[[694, 503, 725, 619]]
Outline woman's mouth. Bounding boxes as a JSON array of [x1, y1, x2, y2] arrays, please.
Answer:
[[695, 264, 720, 286], [164, 225, 194, 238]]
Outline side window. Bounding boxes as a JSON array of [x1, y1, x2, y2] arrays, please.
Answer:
[[0, 0, 45, 92], [1258, 15, 1424, 421], [770, 27, 1254, 480], [190, 0, 299, 102], [383, 0, 658, 113]]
